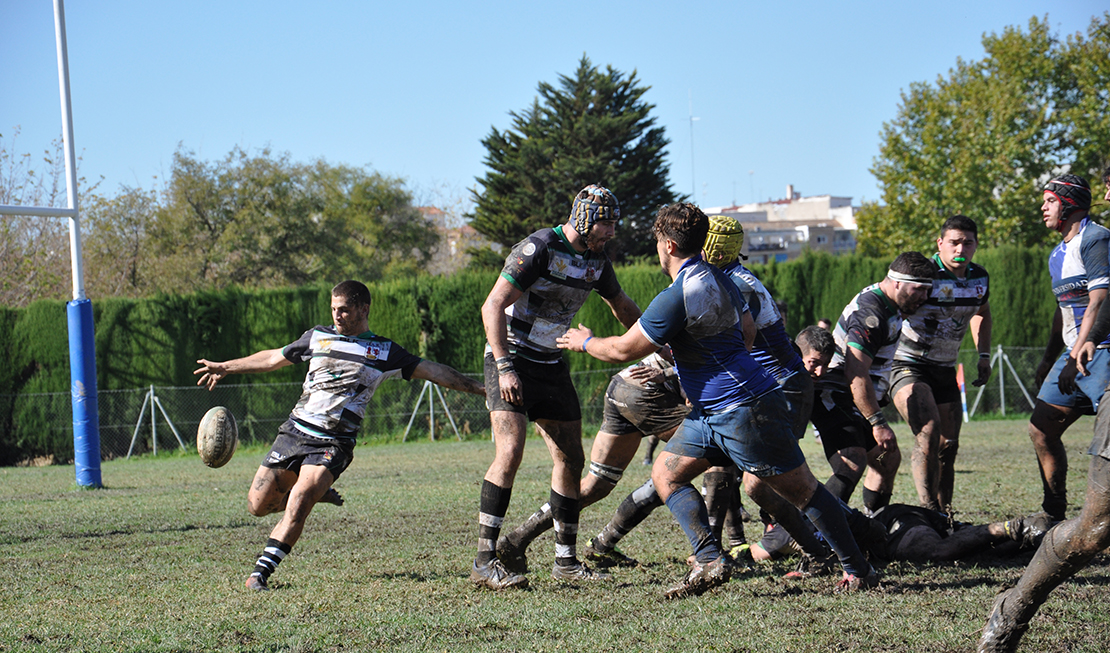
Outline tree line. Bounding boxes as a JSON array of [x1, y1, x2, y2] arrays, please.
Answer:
[[2, 14, 1107, 308]]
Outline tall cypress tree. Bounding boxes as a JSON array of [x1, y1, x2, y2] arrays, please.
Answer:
[[470, 56, 680, 261]]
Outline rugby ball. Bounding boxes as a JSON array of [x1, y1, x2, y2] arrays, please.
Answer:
[[197, 406, 238, 468]]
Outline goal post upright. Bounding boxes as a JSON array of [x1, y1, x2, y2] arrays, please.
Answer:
[[0, 0, 101, 487]]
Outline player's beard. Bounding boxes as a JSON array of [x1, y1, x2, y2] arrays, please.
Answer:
[[585, 230, 610, 253]]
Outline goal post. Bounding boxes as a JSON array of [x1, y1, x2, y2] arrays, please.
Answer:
[[0, 0, 101, 487]]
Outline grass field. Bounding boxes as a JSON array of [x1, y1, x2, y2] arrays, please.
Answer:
[[2, 417, 1109, 653]]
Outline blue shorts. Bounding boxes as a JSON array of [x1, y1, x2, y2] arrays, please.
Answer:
[[664, 388, 807, 478], [1037, 349, 1110, 414]]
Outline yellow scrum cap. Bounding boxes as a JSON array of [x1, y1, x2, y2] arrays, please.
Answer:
[[703, 215, 745, 267]]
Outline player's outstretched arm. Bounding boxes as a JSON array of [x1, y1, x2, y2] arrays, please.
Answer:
[[604, 291, 642, 330], [558, 323, 656, 364], [411, 360, 486, 396], [194, 348, 291, 391]]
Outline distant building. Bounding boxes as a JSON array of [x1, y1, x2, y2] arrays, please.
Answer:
[[419, 207, 497, 276], [703, 184, 857, 264]]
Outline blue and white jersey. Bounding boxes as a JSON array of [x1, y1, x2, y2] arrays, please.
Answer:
[[637, 257, 779, 413], [722, 261, 804, 381], [1049, 217, 1110, 349], [283, 326, 422, 439]]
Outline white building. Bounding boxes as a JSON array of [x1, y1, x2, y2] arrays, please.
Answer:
[[703, 184, 857, 264]]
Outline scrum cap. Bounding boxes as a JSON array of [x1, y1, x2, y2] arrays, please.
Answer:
[[1044, 174, 1092, 219], [703, 215, 745, 267], [570, 185, 620, 237]]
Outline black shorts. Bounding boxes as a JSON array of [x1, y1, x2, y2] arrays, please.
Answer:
[[262, 420, 355, 481], [872, 504, 950, 558], [484, 353, 582, 422], [599, 375, 689, 437], [810, 384, 878, 460], [889, 361, 961, 405]]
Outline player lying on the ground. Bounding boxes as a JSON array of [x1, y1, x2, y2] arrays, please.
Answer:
[[194, 280, 485, 591], [749, 503, 1053, 568]]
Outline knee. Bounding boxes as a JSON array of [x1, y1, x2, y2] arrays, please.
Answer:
[[938, 438, 959, 465]]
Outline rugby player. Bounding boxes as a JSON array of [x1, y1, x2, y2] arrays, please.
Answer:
[[193, 280, 485, 591], [471, 184, 642, 590], [891, 215, 992, 512], [980, 170, 1110, 652], [1023, 173, 1107, 522], [812, 252, 934, 514], [558, 202, 878, 598]]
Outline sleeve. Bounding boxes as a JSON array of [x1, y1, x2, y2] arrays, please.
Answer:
[[978, 266, 990, 304], [1081, 231, 1110, 291], [844, 299, 887, 360], [636, 283, 687, 348], [593, 260, 622, 300], [500, 236, 549, 291], [385, 342, 423, 380], [281, 328, 317, 363]]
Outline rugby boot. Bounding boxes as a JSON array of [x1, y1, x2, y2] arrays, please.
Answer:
[[244, 574, 269, 591], [1004, 512, 1057, 550], [320, 487, 344, 506], [978, 588, 1030, 653], [783, 551, 837, 580], [551, 561, 611, 582], [583, 538, 638, 568], [470, 558, 529, 590], [834, 566, 881, 592], [664, 555, 732, 599], [495, 536, 529, 574]]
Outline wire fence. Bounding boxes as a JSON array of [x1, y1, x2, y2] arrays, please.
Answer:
[[4, 368, 622, 462], [2, 347, 1052, 463]]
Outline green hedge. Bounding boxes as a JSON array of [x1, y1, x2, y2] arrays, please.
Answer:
[[0, 246, 1059, 462]]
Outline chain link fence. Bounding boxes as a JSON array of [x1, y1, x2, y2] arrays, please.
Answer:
[[3, 368, 623, 462], [2, 347, 1054, 464]]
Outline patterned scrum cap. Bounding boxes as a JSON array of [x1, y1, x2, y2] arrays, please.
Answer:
[[570, 184, 620, 236], [1044, 174, 1092, 216], [703, 215, 745, 267]]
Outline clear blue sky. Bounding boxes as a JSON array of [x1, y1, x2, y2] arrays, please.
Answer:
[[2, 1, 1103, 214]]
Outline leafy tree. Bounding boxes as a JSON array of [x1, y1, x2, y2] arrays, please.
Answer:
[[470, 56, 680, 260], [861, 14, 1110, 257]]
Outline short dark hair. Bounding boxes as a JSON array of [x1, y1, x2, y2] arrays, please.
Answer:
[[331, 280, 372, 307], [652, 203, 709, 257], [889, 251, 935, 279], [940, 214, 978, 239], [796, 325, 834, 358]]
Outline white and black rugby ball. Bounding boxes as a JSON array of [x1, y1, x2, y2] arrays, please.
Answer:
[[197, 406, 238, 468]]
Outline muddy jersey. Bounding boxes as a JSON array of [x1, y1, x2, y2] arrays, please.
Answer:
[[637, 257, 778, 413], [722, 261, 804, 381], [499, 225, 621, 362], [1049, 217, 1110, 349], [283, 326, 421, 438], [825, 284, 902, 400], [895, 254, 989, 366]]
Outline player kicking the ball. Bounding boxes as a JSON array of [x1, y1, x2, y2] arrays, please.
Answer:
[[194, 280, 485, 591]]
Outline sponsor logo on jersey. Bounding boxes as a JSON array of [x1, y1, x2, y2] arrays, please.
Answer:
[[550, 256, 569, 279], [522, 242, 536, 257]]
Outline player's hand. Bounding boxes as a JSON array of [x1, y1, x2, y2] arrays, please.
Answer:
[[556, 324, 594, 353], [498, 370, 524, 406], [973, 357, 991, 387], [626, 365, 665, 385], [194, 359, 228, 391], [872, 424, 897, 452], [1075, 341, 1097, 376], [1057, 356, 1080, 395]]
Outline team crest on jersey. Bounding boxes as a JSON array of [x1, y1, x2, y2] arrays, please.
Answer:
[[584, 265, 599, 283], [865, 316, 880, 329], [976, 285, 984, 298], [365, 340, 391, 361], [323, 448, 335, 463], [522, 242, 536, 257]]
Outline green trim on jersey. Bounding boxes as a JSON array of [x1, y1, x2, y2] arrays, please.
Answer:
[[847, 340, 874, 359]]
